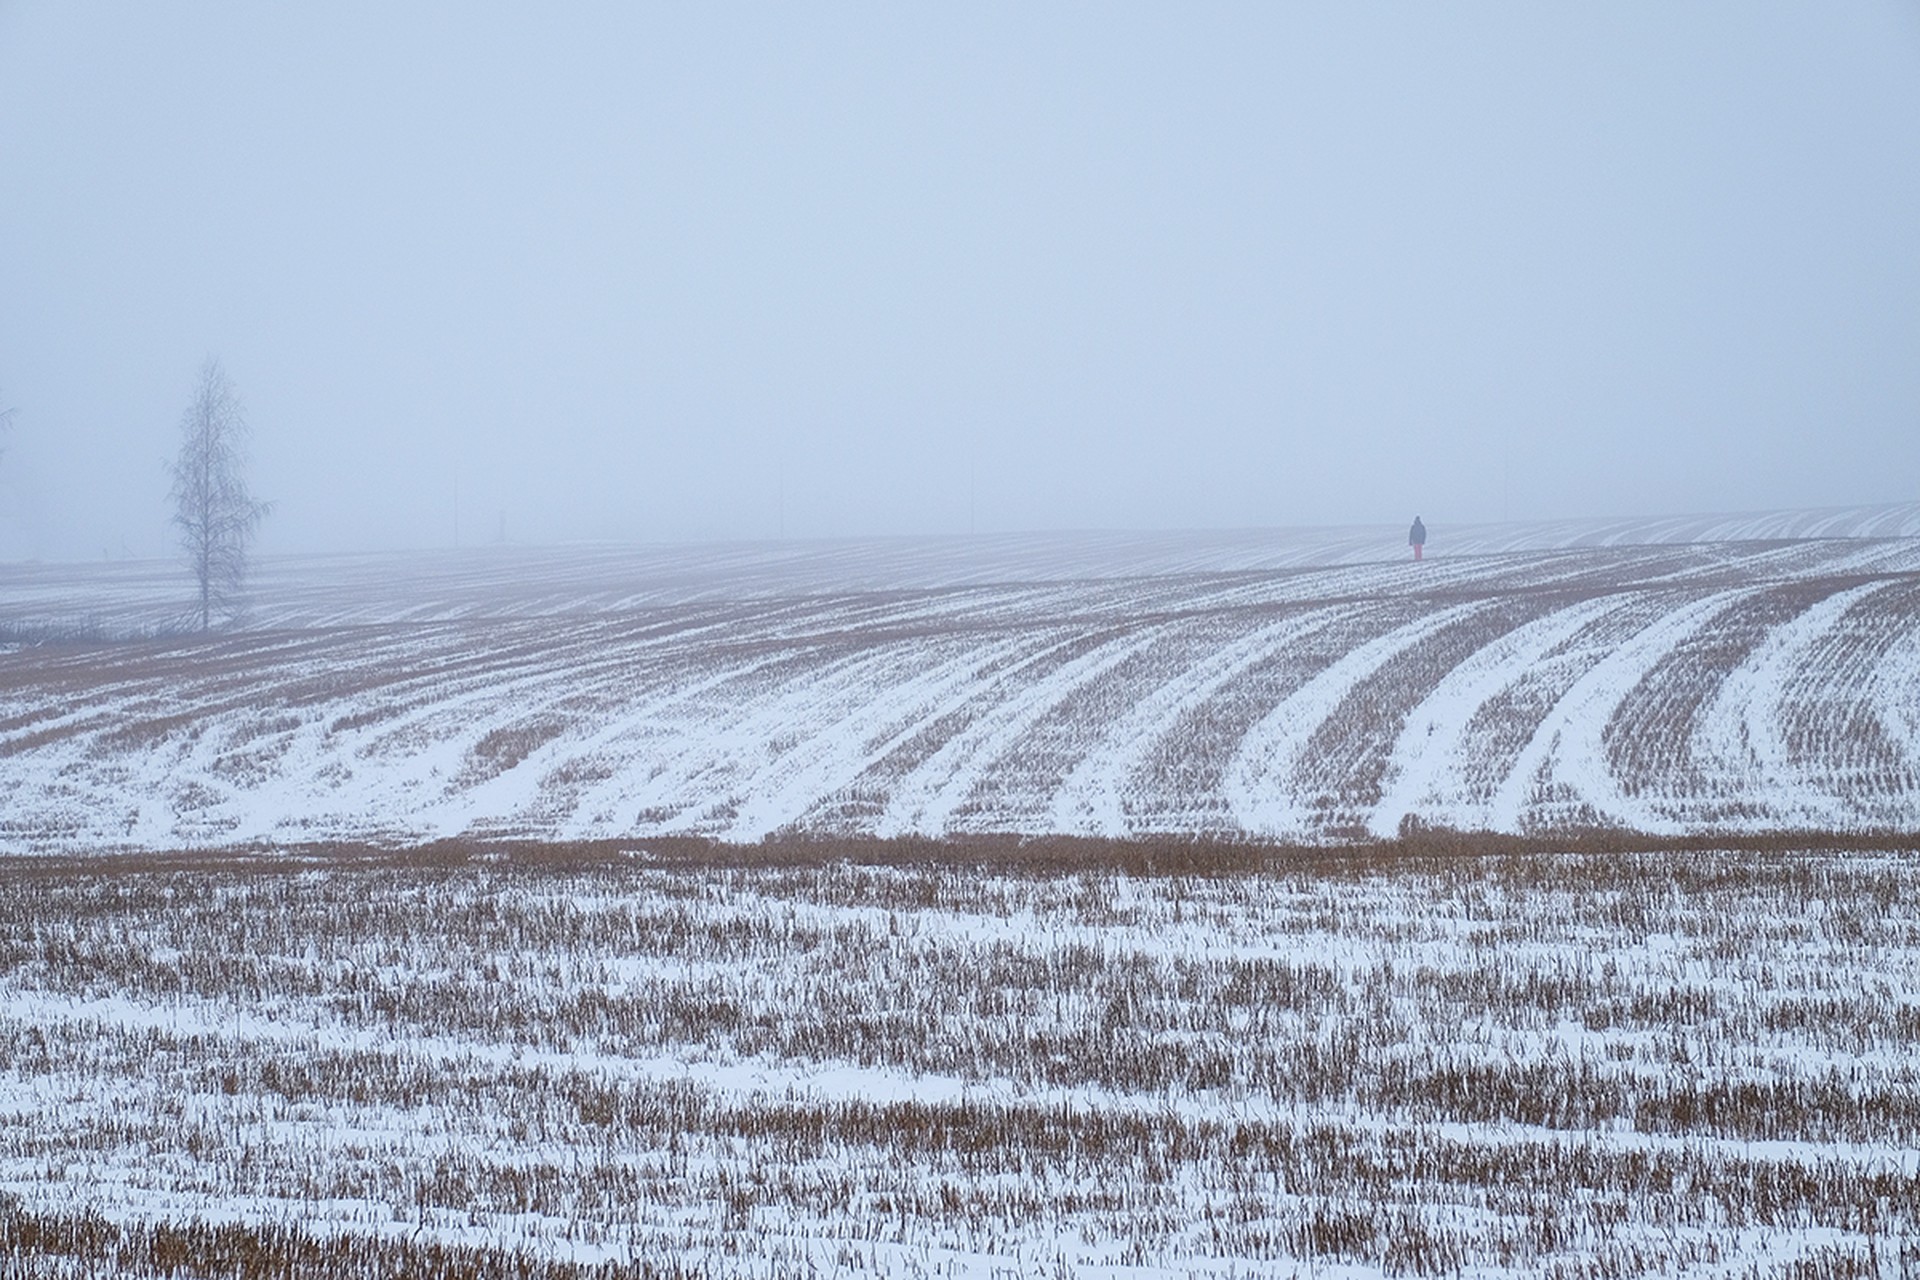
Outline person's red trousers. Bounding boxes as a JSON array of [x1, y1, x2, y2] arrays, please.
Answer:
[[1413, 544, 1423, 561]]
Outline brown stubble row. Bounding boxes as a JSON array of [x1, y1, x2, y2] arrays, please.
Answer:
[[0, 841, 1915, 1276]]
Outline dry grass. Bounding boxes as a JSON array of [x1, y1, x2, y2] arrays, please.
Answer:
[[0, 839, 1915, 1276]]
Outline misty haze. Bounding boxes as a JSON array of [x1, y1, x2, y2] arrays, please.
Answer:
[[2, 5, 1918, 1278]]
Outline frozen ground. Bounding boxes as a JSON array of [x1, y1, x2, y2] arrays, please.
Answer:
[[3, 507, 1917, 1277], [0, 846, 1913, 1277], [3, 503, 1919, 853]]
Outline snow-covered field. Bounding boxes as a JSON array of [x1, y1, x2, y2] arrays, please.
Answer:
[[1, 847, 1914, 1277], [3, 504, 1918, 852], [3, 508, 1918, 1276]]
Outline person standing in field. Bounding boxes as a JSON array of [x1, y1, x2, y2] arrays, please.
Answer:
[[1409, 516, 1427, 561]]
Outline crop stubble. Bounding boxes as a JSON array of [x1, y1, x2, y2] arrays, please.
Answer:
[[0, 841, 1914, 1277]]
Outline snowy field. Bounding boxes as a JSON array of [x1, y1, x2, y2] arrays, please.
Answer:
[[1, 845, 1915, 1277], [1, 507, 1918, 1277], [3, 503, 1919, 852]]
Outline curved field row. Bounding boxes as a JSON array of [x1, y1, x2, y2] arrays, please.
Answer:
[[0, 536, 1916, 852]]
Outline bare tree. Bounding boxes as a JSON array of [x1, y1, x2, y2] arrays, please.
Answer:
[[169, 359, 271, 631]]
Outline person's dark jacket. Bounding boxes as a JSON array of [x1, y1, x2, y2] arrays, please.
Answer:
[[1409, 518, 1426, 547]]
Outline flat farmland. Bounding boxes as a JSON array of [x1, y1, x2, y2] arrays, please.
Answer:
[[3, 514, 1919, 852], [0, 845, 1914, 1277], [4, 512, 1920, 1276]]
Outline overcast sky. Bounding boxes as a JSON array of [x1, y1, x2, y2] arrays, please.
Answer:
[[2, 3, 1917, 559]]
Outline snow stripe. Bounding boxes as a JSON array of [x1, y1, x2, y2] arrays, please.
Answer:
[[1223, 601, 1490, 838], [1366, 594, 1623, 838], [875, 623, 1179, 838], [1048, 609, 1341, 837], [1487, 588, 1759, 835], [1689, 582, 1891, 830]]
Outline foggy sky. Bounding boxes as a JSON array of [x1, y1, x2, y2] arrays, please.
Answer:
[[2, 3, 1917, 560]]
